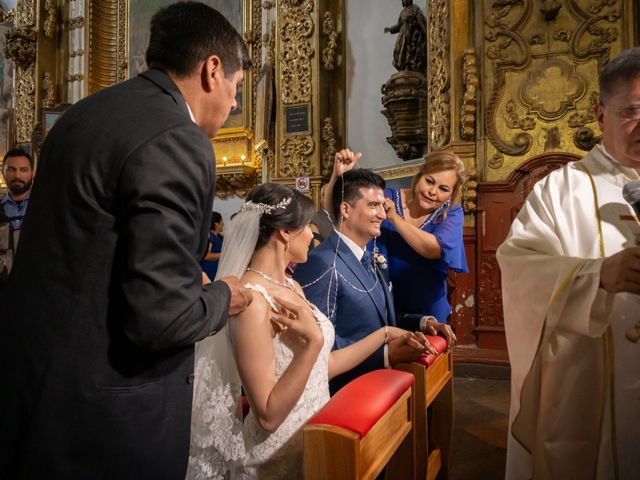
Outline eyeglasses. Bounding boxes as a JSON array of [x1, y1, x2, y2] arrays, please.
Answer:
[[607, 104, 640, 121]]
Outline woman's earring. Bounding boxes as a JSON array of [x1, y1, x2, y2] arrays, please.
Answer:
[[285, 240, 290, 251]]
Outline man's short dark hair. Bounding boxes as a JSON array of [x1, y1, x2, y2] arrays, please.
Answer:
[[599, 47, 640, 105], [145, 1, 251, 78], [332, 169, 386, 223], [3, 148, 33, 174]]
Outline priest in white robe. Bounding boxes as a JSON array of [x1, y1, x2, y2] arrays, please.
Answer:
[[497, 47, 640, 479]]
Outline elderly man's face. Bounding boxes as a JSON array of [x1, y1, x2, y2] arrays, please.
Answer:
[[596, 74, 640, 167]]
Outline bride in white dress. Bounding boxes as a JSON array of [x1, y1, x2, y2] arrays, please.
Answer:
[[187, 183, 426, 479]]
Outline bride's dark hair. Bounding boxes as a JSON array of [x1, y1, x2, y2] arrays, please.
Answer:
[[246, 183, 315, 250]]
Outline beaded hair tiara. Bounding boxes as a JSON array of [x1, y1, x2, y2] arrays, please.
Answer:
[[240, 197, 292, 214]]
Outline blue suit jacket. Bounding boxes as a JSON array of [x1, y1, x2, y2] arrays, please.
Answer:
[[294, 232, 397, 393]]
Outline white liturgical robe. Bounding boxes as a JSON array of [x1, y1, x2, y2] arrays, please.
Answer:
[[497, 146, 640, 479]]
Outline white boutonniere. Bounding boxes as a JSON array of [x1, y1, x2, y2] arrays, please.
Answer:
[[373, 249, 388, 270]]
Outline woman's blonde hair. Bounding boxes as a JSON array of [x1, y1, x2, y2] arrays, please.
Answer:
[[410, 150, 467, 220]]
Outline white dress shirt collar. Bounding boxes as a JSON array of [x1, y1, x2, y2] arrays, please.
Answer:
[[335, 229, 365, 261]]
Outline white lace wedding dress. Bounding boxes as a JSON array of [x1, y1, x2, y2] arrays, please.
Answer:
[[239, 282, 334, 479]]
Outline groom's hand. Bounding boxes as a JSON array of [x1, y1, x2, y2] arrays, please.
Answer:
[[219, 276, 253, 316]]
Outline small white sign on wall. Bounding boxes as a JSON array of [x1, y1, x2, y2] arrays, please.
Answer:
[[295, 176, 310, 192]]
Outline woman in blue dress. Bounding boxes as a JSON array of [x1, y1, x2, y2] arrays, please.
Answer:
[[323, 148, 465, 340], [374, 150, 468, 324], [200, 211, 224, 281]]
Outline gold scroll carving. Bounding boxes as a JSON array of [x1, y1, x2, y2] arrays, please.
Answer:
[[481, 0, 628, 181], [279, 0, 313, 105], [320, 117, 336, 178], [427, 0, 451, 152], [460, 48, 478, 141], [44, 0, 56, 38], [321, 11, 338, 71], [5, 23, 37, 144], [275, 0, 315, 180]]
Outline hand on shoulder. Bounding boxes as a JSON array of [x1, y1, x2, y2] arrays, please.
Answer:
[[218, 276, 253, 316]]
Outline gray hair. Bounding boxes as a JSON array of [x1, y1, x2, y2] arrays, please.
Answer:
[[599, 47, 640, 106]]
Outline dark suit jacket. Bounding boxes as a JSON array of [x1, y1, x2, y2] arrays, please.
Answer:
[[294, 232, 397, 393], [0, 69, 230, 479]]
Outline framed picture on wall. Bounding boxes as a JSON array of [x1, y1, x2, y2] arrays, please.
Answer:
[[254, 61, 273, 151], [32, 104, 71, 160], [128, 0, 245, 130]]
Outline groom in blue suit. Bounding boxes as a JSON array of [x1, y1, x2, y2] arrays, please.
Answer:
[[294, 169, 426, 393]]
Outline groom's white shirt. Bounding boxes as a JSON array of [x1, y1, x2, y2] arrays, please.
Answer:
[[335, 229, 365, 261]]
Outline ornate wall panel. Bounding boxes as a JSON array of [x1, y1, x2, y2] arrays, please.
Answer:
[[481, 0, 631, 181], [275, 0, 314, 180], [273, 0, 345, 205], [8, 1, 37, 146], [427, 0, 451, 152]]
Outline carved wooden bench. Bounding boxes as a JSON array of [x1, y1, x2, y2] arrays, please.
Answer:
[[396, 335, 453, 480], [303, 369, 414, 480]]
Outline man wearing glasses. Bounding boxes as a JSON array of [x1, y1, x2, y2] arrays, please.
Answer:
[[498, 47, 640, 479]]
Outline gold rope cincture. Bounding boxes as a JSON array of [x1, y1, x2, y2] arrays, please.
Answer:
[[579, 162, 619, 480]]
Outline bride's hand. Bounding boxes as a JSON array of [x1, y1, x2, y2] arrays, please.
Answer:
[[272, 295, 324, 349], [387, 326, 410, 341]]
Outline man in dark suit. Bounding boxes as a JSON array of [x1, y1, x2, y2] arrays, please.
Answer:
[[0, 3, 253, 479], [294, 169, 428, 393]]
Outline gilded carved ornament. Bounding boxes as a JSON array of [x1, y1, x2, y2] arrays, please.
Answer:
[[460, 49, 478, 141], [427, 0, 451, 152], [16, 0, 35, 27], [540, 0, 562, 22], [488, 152, 504, 169], [320, 117, 336, 178], [0, 9, 14, 23], [215, 167, 258, 200], [279, 136, 314, 177], [68, 16, 85, 30], [279, 0, 314, 104], [483, 1, 533, 158], [461, 169, 478, 214], [482, 0, 621, 171], [321, 11, 338, 71], [15, 64, 35, 144], [505, 99, 536, 130], [542, 126, 562, 151], [519, 59, 587, 121], [44, 0, 56, 38], [4, 27, 37, 69], [9, 0, 36, 146], [41, 72, 55, 108]]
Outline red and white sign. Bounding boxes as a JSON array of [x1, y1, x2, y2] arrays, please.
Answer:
[[295, 176, 310, 192]]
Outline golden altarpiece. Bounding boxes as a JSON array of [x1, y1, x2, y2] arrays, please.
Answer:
[[0, 0, 638, 364]]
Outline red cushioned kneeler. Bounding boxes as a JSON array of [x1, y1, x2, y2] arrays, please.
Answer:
[[304, 369, 414, 480]]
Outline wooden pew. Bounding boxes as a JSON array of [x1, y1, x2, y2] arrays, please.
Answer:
[[303, 369, 414, 480], [396, 335, 453, 480]]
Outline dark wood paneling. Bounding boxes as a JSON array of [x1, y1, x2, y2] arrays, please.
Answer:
[[452, 152, 580, 365]]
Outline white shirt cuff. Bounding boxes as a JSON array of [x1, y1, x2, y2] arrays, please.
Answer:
[[383, 343, 390, 369], [419, 315, 436, 332]]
